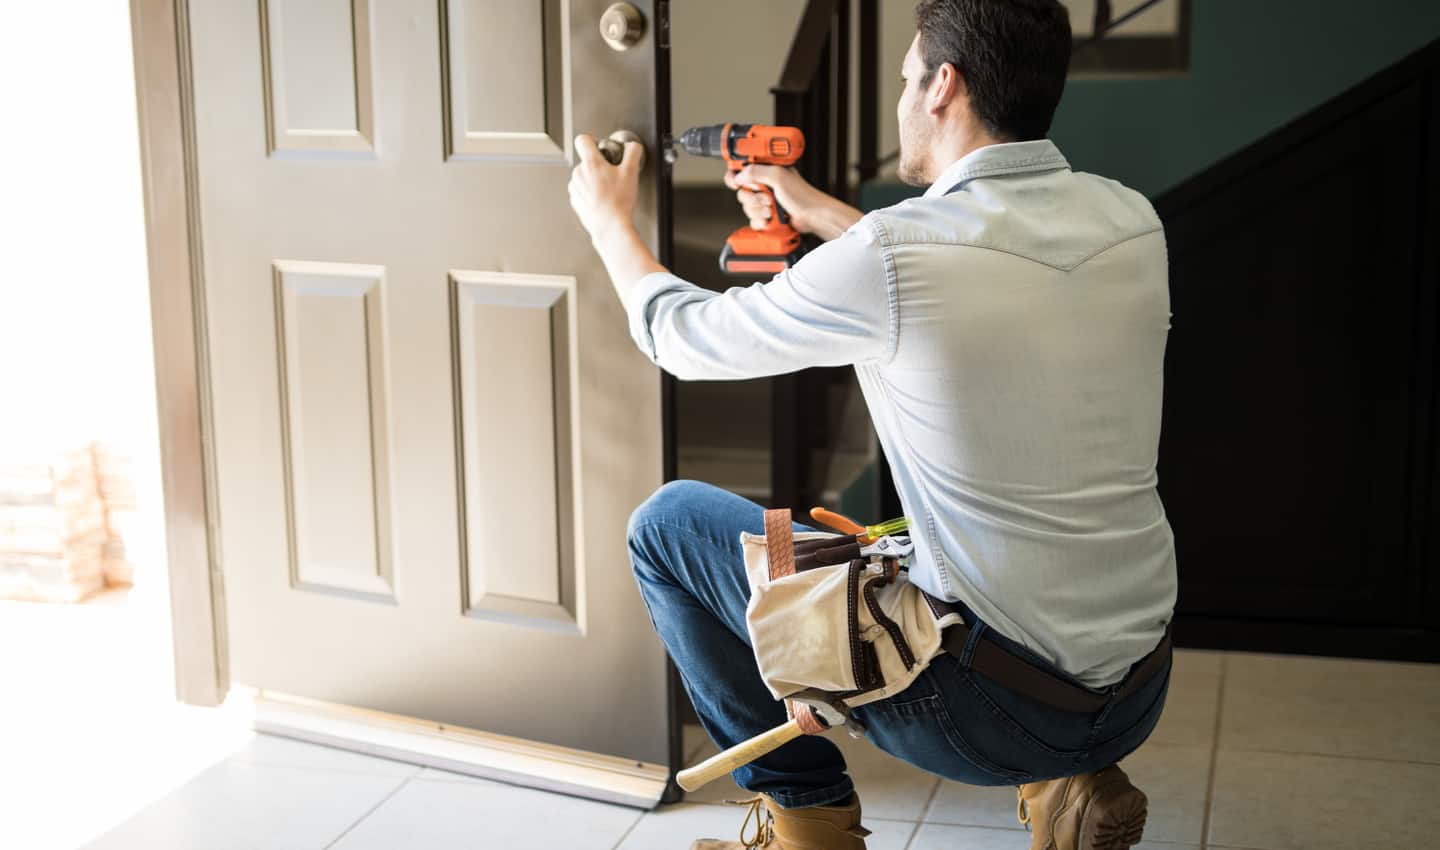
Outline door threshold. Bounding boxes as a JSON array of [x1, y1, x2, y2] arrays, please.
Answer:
[[244, 688, 670, 809]]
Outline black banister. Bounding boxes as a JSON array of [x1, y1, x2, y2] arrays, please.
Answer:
[[768, 0, 855, 512]]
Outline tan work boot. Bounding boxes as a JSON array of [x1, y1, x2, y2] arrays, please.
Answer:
[[691, 791, 871, 849], [1016, 764, 1148, 850]]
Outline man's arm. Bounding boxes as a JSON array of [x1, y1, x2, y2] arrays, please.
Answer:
[[567, 134, 892, 381], [620, 225, 890, 380], [725, 164, 864, 242], [566, 135, 664, 308]]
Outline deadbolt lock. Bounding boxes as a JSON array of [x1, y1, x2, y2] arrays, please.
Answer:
[[600, 3, 646, 51]]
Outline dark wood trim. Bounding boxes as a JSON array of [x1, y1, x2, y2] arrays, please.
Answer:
[[833, 0, 850, 202], [1424, 64, 1440, 634], [1155, 35, 1440, 659], [856, 0, 879, 185], [651, 0, 688, 806], [775, 0, 841, 95]]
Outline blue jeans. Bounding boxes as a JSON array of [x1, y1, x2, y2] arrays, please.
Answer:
[[627, 480, 1171, 809]]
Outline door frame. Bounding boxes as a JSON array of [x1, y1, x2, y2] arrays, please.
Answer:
[[130, 0, 227, 708], [128, 0, 678, 807]]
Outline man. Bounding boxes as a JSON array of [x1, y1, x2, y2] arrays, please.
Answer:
[[568, 1, 1176, 848]]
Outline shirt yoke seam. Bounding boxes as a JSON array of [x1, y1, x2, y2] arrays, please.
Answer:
[[879, 224, 1164, 272]]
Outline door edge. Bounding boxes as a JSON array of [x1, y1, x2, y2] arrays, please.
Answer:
[[130, 0, 229, 706], [252, 689, 670, 809]]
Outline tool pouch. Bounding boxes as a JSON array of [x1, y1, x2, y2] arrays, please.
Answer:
[[741, 509, 965, 712]]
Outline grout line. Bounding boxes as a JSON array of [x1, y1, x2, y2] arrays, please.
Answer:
[[606, 807, 648, 850], [916, 777, 943, 823], [321, 768, 418, 849], [900, 818, 924, 850], [1208, 746, 1440, 767], [902, 778, 944, 849], [1198, 652, 1226, 849]]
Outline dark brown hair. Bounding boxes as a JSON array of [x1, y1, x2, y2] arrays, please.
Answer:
[[914, 0, 1072, 141]]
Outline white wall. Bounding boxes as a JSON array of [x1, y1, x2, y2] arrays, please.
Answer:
[[0, 4, 166, 581]]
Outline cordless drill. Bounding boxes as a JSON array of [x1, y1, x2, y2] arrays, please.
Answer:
[[674, 124, 806, 275]]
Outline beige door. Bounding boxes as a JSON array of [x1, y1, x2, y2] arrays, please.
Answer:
[[182, 0, 671, 804]]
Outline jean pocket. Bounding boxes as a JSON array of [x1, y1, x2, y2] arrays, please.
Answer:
[[1091, 656, 1172, 753], [932, 653, 1092, 761], [867, 690, 1035, 785]]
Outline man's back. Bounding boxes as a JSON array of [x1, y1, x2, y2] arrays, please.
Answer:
[[857, 140, 1177, 689]]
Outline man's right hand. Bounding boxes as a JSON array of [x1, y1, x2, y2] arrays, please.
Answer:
[[724, 165, 865, 243]]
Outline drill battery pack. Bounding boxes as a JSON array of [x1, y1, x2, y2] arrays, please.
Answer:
[[720, 225, 804, 275]]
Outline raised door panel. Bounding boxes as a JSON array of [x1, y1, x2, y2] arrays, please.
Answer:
[[260, 0, 374, 155]]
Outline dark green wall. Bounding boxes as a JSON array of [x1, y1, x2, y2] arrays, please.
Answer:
[[862, 0, 1440, 208], [1052, 0, 1440, 198]]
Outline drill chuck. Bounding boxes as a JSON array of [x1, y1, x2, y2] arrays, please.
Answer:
[[677, 124, 748, 159]]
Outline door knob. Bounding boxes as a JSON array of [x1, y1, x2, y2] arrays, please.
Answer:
[[597, 130, 646, 167], [600, 3, 646, 51]]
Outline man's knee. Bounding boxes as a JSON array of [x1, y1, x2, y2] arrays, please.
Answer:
[[626, 478, 715, 546]]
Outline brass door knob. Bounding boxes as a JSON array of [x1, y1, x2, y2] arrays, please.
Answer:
[[597, 130, 646, 167], [600, 3, 646, 51]]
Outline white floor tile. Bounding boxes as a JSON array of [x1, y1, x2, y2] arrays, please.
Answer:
[[1220, 651, 1440, 763], [924, 780, 1026, 831], [616, 801, 916, 850], [911, 821, 1200, 850], [833, 731, 944, 822], [1208, 749, 1440, 850], [1171, 648, 1224, 678], [230, 733, 421, 777], [924, 741, 1209, 846], [1146, 652, 1223, 748], [329, 775, 641, 850], [1108, 742, 1212, 845], [83, 759, 409, 850]]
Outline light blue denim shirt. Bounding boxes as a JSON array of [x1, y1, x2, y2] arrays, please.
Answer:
[[626, 139, 1177, 688]]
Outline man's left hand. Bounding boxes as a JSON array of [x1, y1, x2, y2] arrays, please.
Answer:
[[568, 134, 643, 245]]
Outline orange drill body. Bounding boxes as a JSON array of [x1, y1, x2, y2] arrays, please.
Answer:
[[675, 123, 807, 275]]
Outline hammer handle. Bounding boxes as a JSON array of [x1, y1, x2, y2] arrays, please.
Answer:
[[676, 718, 806, 791]]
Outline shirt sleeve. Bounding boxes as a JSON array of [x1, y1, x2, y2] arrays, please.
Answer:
[[624, 215, 894, 380]]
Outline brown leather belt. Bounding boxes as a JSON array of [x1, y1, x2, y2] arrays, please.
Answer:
[[927, 593, 1172, 713]]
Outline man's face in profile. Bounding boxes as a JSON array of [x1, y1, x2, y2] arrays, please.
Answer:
[[896, 34, 936, 187]]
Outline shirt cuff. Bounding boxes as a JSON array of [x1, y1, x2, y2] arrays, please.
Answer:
[[625, 270, 691, 363]]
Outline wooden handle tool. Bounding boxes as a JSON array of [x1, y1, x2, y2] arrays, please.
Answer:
[[677, 718, 807, 791]]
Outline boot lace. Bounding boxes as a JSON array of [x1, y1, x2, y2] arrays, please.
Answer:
[[1016, 785, 1032, 832], [724, 795, 775, 848]]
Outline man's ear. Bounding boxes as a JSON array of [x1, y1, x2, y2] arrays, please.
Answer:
[[927, 62, 965, 115]]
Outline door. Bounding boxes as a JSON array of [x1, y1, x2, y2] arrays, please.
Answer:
[[181, 0, 672, 802]]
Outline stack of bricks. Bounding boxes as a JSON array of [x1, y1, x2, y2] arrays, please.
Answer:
[[0, 443, 136, 603]]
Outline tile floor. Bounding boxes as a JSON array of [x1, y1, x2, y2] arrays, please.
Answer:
[[60, 646, 1438, 850]]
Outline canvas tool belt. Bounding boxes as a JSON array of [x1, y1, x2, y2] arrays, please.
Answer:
[[743, 508, 1175, 721], [741, 508, 964, 722]]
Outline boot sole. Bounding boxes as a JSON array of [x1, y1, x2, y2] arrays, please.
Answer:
[[1078, 780, 1148, 850]]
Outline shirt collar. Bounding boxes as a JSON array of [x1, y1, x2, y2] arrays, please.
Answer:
[[922, 139, 1071, 198]]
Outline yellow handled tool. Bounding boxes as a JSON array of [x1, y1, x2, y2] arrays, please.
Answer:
[[809, 507, 909, 543]]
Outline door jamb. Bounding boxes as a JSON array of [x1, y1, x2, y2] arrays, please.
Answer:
[[129, 0, 228, 706]]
